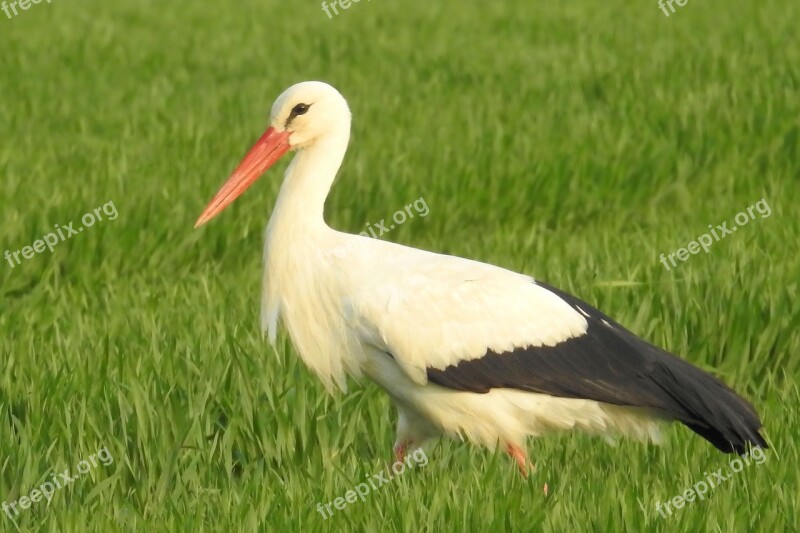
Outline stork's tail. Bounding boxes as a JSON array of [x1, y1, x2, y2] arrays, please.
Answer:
[[644, 347, 768, 454], [538, 281, 768, 454]]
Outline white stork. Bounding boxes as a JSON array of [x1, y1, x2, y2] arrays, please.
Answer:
[[195, 81, 767, 476]]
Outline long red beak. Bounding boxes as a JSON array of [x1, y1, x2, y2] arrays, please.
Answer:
[[194, 127, 291, 228]]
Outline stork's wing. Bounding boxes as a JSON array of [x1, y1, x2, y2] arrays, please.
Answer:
[[347, 243, 766, 453], [345, 244, 589, 384]]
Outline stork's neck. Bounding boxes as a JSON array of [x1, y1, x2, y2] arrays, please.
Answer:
[[266, 129, 349, 243]]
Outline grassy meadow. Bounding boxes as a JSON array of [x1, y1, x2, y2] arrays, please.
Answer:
[[1, 0, 798, 530]]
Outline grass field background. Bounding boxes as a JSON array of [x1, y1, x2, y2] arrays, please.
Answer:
[[1, 0, 798, 531]]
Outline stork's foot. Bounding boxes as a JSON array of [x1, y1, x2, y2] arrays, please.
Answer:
[[505, 443, 535, 478], [393, 442, 407, 464]]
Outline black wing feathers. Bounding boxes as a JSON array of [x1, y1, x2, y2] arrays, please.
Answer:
[[426, 281, 767, 454]]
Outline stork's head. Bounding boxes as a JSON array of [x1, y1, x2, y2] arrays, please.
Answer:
[[269, 81, 351, 149], [194, 81, 351, 227]]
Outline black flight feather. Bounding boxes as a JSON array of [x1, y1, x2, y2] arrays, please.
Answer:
[[426, 281, 767, 454]]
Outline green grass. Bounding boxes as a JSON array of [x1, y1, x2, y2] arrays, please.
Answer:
[[1, 0, 798, 530]]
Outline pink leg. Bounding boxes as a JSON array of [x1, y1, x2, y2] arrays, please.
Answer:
[[505, 443, 534, 478], [393, 442, 406, 464]]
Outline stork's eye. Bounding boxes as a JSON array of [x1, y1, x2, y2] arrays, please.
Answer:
[[291, 103, 310, 116]]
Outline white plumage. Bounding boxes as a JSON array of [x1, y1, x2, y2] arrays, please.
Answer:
[[196, 81, 766, 474]]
